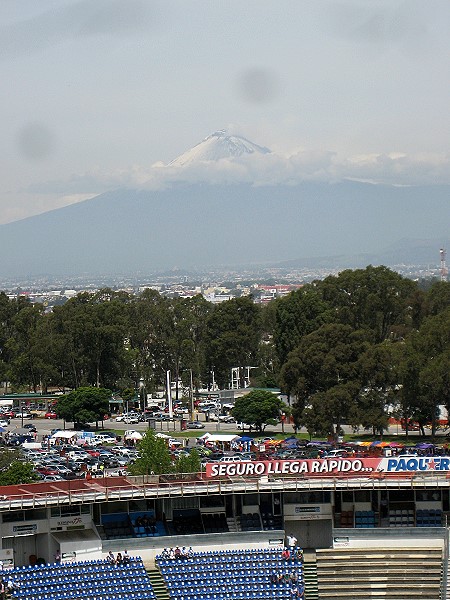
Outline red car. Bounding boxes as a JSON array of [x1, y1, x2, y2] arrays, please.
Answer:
[[45, 411, 58, 419], [37, 467, 59, 476]]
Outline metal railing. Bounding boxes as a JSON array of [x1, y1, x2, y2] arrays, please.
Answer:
[[0, 470, 450, 512]]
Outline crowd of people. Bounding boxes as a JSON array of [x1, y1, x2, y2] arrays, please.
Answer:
[[106, 550, 131, 566], [0, 577, 20, 599], [135, 514, 157, 535], [159, 546, 194, 560], [270, 534, 305, 598]]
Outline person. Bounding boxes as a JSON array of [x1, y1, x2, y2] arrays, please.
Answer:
[[270, 573, 278, 585], [123, 549, 130, 565], [6, 579, 20, 593], [0, 579, 5, 600], [174, 546, 181, 560], [287, 534, 297, 550], [116, 552, 123, 566], [168, 548, 175, 560], [282, 547, 290, 561], [290, 585, 299, 598], [160, 548, 169, 560], [187, 546, 194, 559], [54, 549, 61, 564], [298, 582, 305, 598], [180, 546, 188, 560], [107, 551, 116, 565], [296, 547, 304, 562]]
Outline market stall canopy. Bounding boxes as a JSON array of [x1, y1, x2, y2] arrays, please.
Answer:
[[51, 430, 80, 439], [201, 434, 240, 443], [124, 431, 142, 440]]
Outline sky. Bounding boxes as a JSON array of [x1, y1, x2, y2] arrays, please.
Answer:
[[2, 0, 450, 224]]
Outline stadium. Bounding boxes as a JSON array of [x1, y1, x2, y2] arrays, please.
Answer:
[[0, 451, 448, 600]]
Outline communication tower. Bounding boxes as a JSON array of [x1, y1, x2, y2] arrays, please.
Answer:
[[440, 248, 448, 282]]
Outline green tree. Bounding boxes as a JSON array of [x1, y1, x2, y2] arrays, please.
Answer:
[[319, 265, 416, 342], [282, 324, 371, 438], [128, 429, 174, 475], [0, 461, 39, 485], [56, 386, 111, 427], [204, 297, 261, 388], [232, 389, 287, 432], [274, 286, 332, 365], [175, 448, 201, 473]]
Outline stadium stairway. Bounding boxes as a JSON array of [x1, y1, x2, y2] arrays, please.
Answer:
[[316, 547, 443, 600], [148, 568, 170, 600], [303, 550, 319, 600]]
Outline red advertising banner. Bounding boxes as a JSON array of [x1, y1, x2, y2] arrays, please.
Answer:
[[204, 456, 450, 478]]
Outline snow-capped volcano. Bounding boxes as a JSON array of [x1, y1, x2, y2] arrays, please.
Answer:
[[168, 130, 271, 167]]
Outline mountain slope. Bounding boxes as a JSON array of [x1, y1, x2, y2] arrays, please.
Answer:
[[0, 181, 449, 276]]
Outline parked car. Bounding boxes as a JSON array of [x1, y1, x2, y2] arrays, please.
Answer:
[[187, 421, 205, 429], [12, 410, 32, 419], [23, 423, 37, 432], [0, 419, 10, 428], [0, 410, 14, 419], [219, 415, 236, 423], [237, 423, 256, 431], [123, 415, 139, 424], [326, 449, 348, 458], [115, 412, 140, 422], [44, 411, 58, 419]]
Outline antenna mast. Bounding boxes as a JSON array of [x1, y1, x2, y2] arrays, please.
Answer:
[[440, 247, 448, 282]]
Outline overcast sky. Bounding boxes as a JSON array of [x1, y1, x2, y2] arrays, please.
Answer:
[[2, 0, 449, 224]]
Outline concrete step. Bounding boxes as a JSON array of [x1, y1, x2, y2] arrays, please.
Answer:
[[147, 568, 170, 600]]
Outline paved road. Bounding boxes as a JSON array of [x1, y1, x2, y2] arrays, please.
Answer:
[[4, 415, 439, 442]]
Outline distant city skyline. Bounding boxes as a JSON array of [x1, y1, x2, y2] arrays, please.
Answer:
[[2, 1, 450, 223]]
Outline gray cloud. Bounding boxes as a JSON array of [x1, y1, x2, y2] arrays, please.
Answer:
[[0, 0, 166, 60], [327, 1, 429, 46]]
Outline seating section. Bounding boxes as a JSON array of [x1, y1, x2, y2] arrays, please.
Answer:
[[355, 511, 378, 528], [130, 511, 166, 538], [239, 512, 261, 532], [156, 548, 305, 599], [202, 512, 228, 533], [101, 512, 166, 540], [261, 512, 283, 530], [171, 509, 204, 535], [338, 510, 354, 528], [416, 509, 442, 527], [388, 508, 415, 527], [102, 513, 134, 539], [316, 547, 443, 599], [8, 556, 155, 600]]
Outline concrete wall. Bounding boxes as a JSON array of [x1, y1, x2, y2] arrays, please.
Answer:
[[101, 530, 285, 568]]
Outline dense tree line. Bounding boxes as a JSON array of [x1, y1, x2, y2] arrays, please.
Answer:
[[0, 267, 449, 438]]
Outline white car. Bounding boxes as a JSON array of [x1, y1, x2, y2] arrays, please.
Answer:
[[115, 412, 139, 422], [0, 419, 10, 428], [237, 423, 256, 431], [219, 415, 236, 423], [93, 435, 117, 445], [123, 415, 139, 424]]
